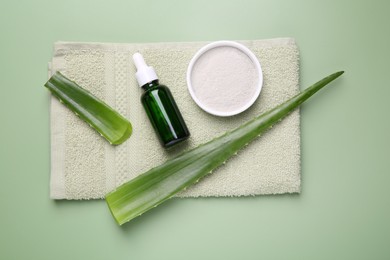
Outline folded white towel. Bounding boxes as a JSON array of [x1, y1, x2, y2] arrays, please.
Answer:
[[48, 38, 301, 199]]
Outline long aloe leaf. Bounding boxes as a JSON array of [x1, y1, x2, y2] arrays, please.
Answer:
[[106, 71, 344, 225], [45, 72, 132, 145]]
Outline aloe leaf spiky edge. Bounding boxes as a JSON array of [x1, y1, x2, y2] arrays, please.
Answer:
[[106, 71, 344, 225], [45, 72, 132, 145]]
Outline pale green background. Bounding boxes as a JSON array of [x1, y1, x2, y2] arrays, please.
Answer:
[[1, 0, 389, 259]]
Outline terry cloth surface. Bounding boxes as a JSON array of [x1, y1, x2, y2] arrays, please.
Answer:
[[48, 38, 301, 200]]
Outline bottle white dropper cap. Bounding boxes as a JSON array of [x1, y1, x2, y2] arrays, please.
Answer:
[[133, 53, 158, 87]]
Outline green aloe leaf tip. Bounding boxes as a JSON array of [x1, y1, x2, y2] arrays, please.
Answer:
[[106, 71, 344, 225], [45, 71, 132, 145]]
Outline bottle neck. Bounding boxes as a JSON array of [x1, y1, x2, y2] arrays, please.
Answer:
[[141, 79, 159, 91]]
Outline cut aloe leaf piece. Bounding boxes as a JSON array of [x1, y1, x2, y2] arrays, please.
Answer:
[[106, 71, 344, 225], [45, 71, 132, 145]]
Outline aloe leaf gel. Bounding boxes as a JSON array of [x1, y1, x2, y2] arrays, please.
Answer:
[[106, 71, 344, 225], [45, 72, 132, 145]]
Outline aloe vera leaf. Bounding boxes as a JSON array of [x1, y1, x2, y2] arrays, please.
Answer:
[[45, 71, 132, 145], [106, 71, 344, 225]]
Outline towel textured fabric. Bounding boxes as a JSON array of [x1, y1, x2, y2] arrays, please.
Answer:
[[49, 38, 301, 200]]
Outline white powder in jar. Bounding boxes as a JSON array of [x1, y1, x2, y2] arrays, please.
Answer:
[[190, 46, 259, 114]]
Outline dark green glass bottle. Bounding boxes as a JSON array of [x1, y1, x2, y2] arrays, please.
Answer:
[[133, 53, 190, 148]]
